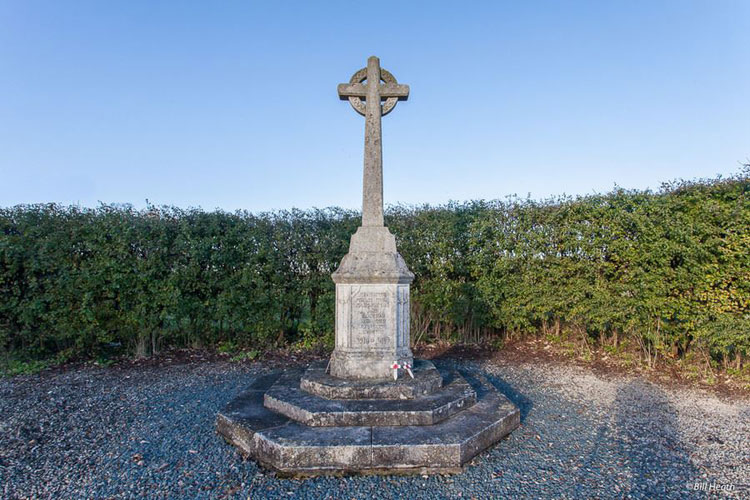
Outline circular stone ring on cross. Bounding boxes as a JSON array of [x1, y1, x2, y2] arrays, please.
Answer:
[[346, 67, 400, 117]]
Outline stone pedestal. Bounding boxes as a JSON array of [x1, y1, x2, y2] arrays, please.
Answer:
[[330, 226, 414, 380]]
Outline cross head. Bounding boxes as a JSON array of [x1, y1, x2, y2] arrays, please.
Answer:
[[338, 56, 409, 227]]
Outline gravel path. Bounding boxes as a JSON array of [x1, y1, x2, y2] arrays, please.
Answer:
[[1, 358, 748, 499]]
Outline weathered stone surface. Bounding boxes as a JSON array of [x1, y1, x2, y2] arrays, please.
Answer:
[[216, 367, 520, 474], [329, 282, 413, 380], [300, 359, 442, 400], [371, 385, 520, 469], [254, 423, 373, 472], [264, 369, 475, 427], [329, 281, 414, 380], [215, 372, 289, 457], [332, 227, 413, 281]]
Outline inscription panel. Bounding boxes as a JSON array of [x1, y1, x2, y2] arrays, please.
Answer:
[[331, 281, 413, 377], [351, 288, 391, 348]]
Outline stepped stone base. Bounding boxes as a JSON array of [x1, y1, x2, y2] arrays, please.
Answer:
[[216, 361, 520, 475]]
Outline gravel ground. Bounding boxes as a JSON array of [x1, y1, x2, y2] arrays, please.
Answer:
[[1, 357, 748, 499]]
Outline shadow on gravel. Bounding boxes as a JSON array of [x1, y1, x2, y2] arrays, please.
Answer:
[[483, 373, 533, 423], [612, 380, 699, 499], [443, 362, 533, 423]]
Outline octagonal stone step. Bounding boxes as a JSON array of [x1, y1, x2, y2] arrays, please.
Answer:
[[215, 367, 520, 475], [300, 359, 443, 400], [264, 368, 476, 427]]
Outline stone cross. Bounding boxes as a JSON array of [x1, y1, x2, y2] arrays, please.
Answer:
[[331, 56, 414, 380], [338, 56, 409, 227]]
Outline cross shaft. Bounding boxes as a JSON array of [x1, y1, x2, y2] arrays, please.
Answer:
[[338, 56, 409, 227]]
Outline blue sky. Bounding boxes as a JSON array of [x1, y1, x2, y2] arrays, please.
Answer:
[[1, 1, 748, 212]]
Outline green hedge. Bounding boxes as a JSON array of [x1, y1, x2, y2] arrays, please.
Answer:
[[1, 172, 748, 368]]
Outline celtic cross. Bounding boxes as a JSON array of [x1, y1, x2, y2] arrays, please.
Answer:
[[338, 56, 409, 227]]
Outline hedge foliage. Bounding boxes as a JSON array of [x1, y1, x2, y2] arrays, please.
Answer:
[[1, 172, 748, 368]]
